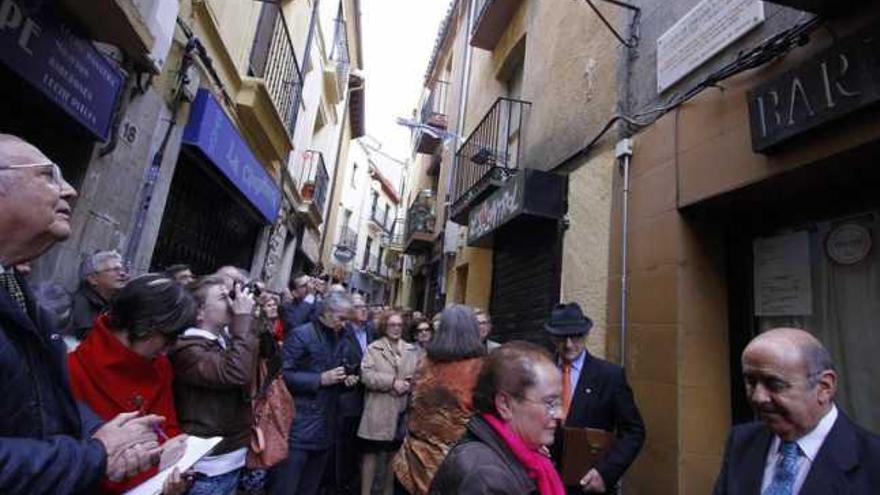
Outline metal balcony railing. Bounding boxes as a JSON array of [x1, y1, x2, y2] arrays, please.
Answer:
[[249, 2, 303, 139], [405, 200, 436, 240], [420, 80, 450, 127], [370, 208, 393, 233], [299, 150, 330, 218], [451, 97, 531, 217], [338, 225, 358, 249], [383, 218, 406, 248]]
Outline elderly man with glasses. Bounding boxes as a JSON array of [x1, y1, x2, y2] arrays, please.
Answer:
[[0, 134, 163, 494], [543, 302, 645, 494], [70, 250, 129, 340]]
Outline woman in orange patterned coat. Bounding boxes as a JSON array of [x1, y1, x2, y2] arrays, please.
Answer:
[[391, 305, 486, 494]]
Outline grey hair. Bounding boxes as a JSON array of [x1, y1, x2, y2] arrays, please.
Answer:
[[803, 340, 836, 387], [320, 290, 353, 316], [425, 304, 486, 362], [79, 250, 123, 281]]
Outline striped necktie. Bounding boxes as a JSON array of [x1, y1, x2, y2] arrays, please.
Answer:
[[0, 271, 27, 313], [764, 441, 800, 495]]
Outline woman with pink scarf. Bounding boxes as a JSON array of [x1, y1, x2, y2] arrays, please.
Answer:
[[430, 341, 565, 495]]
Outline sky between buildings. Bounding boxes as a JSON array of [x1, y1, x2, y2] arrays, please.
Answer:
[[361, 0, 452, 171]]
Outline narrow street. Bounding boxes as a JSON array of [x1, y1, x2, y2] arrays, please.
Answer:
[[1, 0, 879, 493]]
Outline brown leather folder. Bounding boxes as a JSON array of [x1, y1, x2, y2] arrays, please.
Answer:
[[560, 427, 615, 486]]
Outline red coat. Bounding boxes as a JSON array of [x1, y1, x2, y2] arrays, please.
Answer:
[[68, 314, 182, 494]]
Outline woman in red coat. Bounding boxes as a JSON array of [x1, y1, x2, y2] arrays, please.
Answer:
[[69, 274, 197, 494]]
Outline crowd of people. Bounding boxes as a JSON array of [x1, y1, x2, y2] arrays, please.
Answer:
[[3, 130, 879, 495]]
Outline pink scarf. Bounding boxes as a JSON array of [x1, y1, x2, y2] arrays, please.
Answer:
[[482, 413, 565, 495]]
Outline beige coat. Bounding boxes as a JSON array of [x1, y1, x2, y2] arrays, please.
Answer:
[[358, 337, 421, 441]]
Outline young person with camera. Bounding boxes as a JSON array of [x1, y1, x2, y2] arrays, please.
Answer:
[[169, 275, 260, 495]]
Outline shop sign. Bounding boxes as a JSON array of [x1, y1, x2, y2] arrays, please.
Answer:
[[468, 174, 524, 245], [0, 0, 126, 141], [467, 169, 566, 246], [748, 24, 880, 152], [183, 89, 282, 223]]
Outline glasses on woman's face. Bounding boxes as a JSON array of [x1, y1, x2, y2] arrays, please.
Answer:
[[516, 395, 563, 416], [417, 326, 431, 333]]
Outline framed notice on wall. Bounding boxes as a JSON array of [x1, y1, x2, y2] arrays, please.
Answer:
[[753, 231, 813, 316]]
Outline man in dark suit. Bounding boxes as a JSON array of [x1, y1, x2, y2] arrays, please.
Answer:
[[281, 274, 314, 333], [544, 303, 645, 493], [333, 294, 377, 494], [714, 327, 880, 494], [0, 134, 161, 493]]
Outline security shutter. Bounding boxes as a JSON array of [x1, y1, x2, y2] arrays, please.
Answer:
[[490, 217, 561, 346]]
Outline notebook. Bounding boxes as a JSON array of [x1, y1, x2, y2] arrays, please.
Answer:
[[123, 436, 223, 495]]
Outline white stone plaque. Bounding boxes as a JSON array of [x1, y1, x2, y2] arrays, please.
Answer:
[[657, 0, 765, 93]]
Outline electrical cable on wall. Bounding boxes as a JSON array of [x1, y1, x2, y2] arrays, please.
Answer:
[[553, 14, 823, 174]]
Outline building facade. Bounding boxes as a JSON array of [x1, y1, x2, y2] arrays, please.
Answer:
[[322, 140, 404, 304], [400, 0, 626, 351], [2, 0, 364, 294], [609, 0, 880, 492]]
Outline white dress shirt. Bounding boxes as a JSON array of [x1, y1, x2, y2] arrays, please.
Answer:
[[761, 404, 838, 494]]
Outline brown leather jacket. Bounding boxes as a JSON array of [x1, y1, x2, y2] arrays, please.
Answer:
[[169, 314, 258, 454]]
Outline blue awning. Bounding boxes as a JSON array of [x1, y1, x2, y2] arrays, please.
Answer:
[[182, 89, 282, 223]]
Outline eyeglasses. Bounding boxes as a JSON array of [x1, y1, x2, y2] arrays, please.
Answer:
[[97, 266, 127, 275], [516, 395, 563, 415], [0, 161, 65, 186], [416, 327, 432, 333]]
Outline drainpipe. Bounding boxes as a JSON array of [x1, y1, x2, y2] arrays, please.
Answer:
[[615, 138, 633, 367]]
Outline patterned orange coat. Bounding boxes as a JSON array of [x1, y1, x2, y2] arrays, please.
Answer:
[[392, 356, 483, 495]]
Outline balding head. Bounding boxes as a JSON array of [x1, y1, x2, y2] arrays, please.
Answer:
[[0, 134, 77, 265], [741, 328, 837, 441]]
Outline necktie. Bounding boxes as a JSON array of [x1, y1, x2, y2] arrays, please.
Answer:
[[764, 441, 800, 495], [561, 362, 572, 419], [0, 271, 27, 314]]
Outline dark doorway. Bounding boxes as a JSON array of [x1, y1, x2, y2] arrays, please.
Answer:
[[151, 150, 263, 275], [489, 217, 562, 348]]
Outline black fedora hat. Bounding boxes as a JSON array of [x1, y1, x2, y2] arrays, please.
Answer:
[[543, 302, 593, 337]]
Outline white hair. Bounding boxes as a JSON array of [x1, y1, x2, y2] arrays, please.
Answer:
[[79, 250, 123, 281]]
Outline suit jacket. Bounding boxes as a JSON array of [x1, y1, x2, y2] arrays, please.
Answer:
[[554, 351, 646, 488], [280, 298, 314, 334], [0, 270, 106, 494], [338, 321, 377, 418], [713, 411, 880, 495]]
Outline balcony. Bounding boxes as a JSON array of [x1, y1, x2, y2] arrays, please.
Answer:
[[296, 150, 330, 226], [363, 253, 388, 278], [415, 81, 450, 154], [470, 0, 524, 50], [404, 194, 437, 255], [338, 225, 358, 250], [324, 16, 350, 104], [239, 2, 304, 160], [369, 208, 393, 233], [59, 0, 173, 71], [450, 97, 531, 225], [383, 219, 406, 251]]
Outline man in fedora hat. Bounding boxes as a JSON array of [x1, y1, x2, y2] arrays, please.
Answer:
[[545, 302, 645, 493]]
